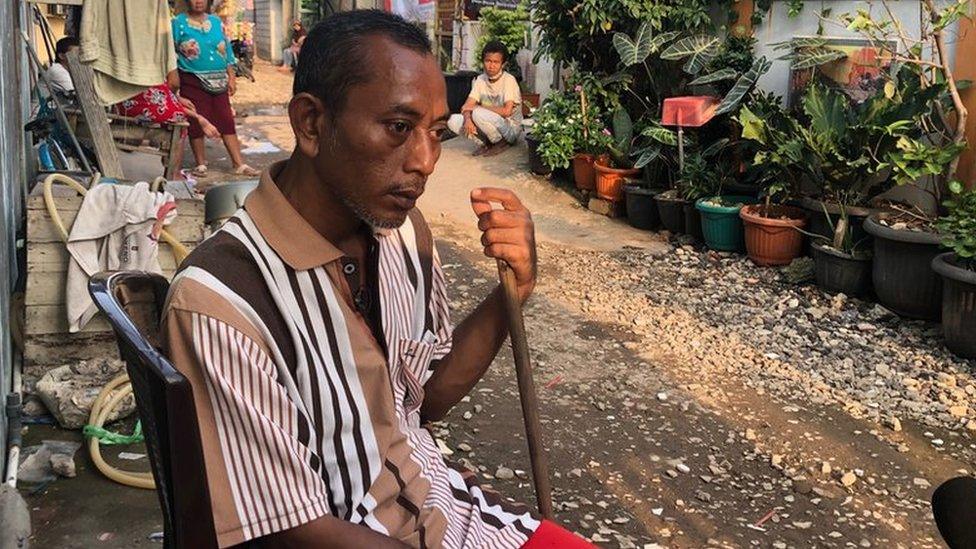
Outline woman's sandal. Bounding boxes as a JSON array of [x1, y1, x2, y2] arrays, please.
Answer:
[[234, 164, 260, 177], [191, 164, 208, 177]]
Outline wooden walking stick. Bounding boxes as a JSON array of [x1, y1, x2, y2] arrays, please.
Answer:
[[496, 260, 554, 520]]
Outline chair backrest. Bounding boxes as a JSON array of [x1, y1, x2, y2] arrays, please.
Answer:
[[88, 271, 218, 549]]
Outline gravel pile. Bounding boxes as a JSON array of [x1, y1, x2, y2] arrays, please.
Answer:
[[541, 239, 976, 436]]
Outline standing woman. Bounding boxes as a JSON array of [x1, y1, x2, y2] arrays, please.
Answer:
[[172, 0, 259, 177]]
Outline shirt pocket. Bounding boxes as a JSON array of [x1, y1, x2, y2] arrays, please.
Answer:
[[395, 336, 438, 416]]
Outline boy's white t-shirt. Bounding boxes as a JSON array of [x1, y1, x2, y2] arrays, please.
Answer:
[[468, 71, 522, 126]]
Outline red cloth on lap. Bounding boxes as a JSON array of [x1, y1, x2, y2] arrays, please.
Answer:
[[521, 520, 599, 548]]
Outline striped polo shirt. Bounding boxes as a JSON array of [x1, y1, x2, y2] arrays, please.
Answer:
[[160, 163, 539, 548]]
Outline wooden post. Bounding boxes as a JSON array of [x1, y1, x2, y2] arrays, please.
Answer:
[[953, 8, 976, 190], [63, 50, 125, 180]]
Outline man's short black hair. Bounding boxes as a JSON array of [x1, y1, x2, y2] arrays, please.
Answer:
[[55, 36, 80, 57], [294, 9, 432, 115], [481, 40, 509, 63]]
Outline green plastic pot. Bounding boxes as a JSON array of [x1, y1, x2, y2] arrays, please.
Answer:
[[695, 195, 756, 251]]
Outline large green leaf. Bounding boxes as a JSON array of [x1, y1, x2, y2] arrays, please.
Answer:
[[612, 21, 655, 66], [713, 57, 772, 116], [632, 146, 661, 169], [642, 125, 678, 146], [612, 108, 633, 151], [770, 37, 829, 51], [649, 31, 680, 53], [660, 35, 720, 75], [786, 46, 848, 70], [738, 105, 766, 142], [688, 68, 739, 86], [802, 84, 848, 142]]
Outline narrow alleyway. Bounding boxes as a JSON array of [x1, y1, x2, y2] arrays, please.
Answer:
[[26, 62, 974, 548]]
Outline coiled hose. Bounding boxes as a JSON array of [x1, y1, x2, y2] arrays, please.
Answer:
[[42, 172, 189, 489]]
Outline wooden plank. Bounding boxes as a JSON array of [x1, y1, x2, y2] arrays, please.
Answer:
[[28, 242, 186, 272], [26, 269, 178, 306], [26, 304, 112, 335], [27, 194, 205, 213], [954, 12, 976, 189], [64, 50, 125, 179], [27, 208, 207, 244]]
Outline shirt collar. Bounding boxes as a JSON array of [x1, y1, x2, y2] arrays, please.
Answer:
[[244, 161, 361, 271]]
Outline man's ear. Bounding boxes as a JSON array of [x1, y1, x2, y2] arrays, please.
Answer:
[[288, 92, 330, 159]]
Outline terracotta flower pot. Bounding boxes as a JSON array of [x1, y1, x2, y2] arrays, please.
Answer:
[[740, 204, 808, 266], [594, 156, 640, 202], [572, 153, 597, 191]]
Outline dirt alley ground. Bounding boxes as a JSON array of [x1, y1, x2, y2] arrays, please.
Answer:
[[25, 60, 975, 548]]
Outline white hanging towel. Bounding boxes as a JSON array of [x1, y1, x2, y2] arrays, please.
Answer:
[[65, 182, 177, 332]]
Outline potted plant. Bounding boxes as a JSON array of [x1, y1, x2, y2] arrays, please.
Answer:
[[688, 138, 755, 251], [839, 2, 970, 320], [524, 129, 550, 176], [532, 88, 608, 188], [595, 109, 640, 202], [736, 95, 808, 265], [933, 182, 976, 359], [676, 152, 720, 242]]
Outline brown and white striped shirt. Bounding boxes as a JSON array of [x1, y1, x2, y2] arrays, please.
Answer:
[[160, 163, 539, 548]]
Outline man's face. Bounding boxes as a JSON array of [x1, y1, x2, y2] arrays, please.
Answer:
[[57, 45, 79, 64], [312, 38, 449, 229], [483, 52, 504, 78]]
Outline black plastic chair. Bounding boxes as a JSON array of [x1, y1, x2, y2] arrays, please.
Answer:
[[88, 271, 218, 549]]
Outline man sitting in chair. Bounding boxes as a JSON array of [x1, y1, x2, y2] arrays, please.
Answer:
[[447, 41, 523, 157], [161, 10, 593, 549]]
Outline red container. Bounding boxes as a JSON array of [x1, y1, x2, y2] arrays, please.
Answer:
[[661, 96, 719, 127], [740, 204, 808, 266]]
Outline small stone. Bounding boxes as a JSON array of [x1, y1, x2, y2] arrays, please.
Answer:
[[745, 429, 757, 441], [771, 454, 783, 468], [656, 392, 668, 402], [50, 454, 76, 478], [457, 443, 472, 452], [932, 438, 945, 447], [495, 467, 515, 480], [695, 490, 711, 503], [675, 463, 691, 474], [651, 508, 664, 516], [793, 521, 812, 529], [885, 416, 902, 432], [568, 468, 583, 478], [913, 477, 931, 489], [463, 411, 473, 420], [820, 461, 832, 476], [949, 405, 969, 418], [793, 478, 813, 494], [841, 472, 857, 487]]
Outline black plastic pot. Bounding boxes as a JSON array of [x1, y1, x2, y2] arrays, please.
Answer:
[[683, 201, 704, 242], [655, 193, 686, 234], [863, 214, 942, 320], [525, 134, 551, 176], [932, 253, 976, 359], [623, 184, 661, 230], [811, 241, 872, 297], [444, 70, 478, 113], [802, 197, 875, 256]]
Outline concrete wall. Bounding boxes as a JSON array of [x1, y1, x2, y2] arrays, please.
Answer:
[[753, 1, 957, 98], [253, 0, 283, 62]]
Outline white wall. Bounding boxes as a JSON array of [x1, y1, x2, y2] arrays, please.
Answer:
[[753, 1, 958, 97]]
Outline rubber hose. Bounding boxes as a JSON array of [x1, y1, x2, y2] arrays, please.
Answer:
[[86, 374, 154, 489]]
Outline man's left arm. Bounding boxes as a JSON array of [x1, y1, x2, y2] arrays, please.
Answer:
[[420, 188, 536, 422]]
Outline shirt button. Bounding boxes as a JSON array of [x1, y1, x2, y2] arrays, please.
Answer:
[[343, 262, 357, 275]]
